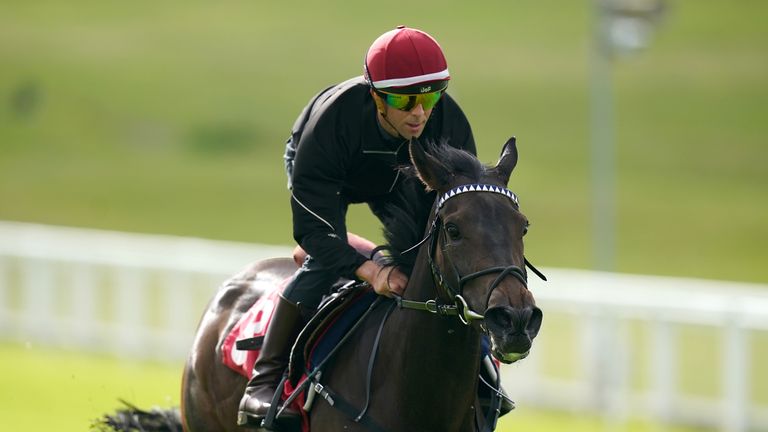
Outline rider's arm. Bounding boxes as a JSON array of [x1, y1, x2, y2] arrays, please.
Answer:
[[290, 107, 369, 280]]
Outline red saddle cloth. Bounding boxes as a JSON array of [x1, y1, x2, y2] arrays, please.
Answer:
[[221, 281, 285, 378], [221, 280, 309, 431]]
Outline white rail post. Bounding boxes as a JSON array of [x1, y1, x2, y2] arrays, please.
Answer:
[[723, 317, 748, 432], [650, 319, 675, 423], [583, 308, 606, 411], [162, 269, 196, 360], [608, 317, 630, 424], [0, 256, 8, 331], [114, 266, 146, 357], [70, 262, 98, 347], [20, 258, 56, 343]]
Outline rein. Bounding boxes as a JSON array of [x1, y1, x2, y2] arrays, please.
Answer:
[[396, 183, 546, 325]]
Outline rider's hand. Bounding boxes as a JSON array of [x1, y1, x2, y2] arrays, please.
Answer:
[[356, 260, 408, 297], [374, 265, 408, 297]]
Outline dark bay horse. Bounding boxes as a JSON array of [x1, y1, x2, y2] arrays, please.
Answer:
[[101, 138, 543, 432]]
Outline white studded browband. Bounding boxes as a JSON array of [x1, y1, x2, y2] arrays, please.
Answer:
[[436, 184, 519, 214]]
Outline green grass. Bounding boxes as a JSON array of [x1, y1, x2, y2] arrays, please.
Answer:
[[0, 343, 182, 432], [0, 343, 707, 432]]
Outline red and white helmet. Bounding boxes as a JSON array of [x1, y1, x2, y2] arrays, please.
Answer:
[[364, 26, 450, 94]]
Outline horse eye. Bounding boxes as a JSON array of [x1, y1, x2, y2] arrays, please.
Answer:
[[523, 222, 530, 236], [445, 224, 461, 240]]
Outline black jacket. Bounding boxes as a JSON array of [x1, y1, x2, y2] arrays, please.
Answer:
[[286, 76, 476, 278]]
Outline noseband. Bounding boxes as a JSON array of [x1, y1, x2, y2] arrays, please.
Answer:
[[395, 184, 546, 325]]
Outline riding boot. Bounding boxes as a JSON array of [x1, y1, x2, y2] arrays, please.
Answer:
[[237, 295, 307, 427]]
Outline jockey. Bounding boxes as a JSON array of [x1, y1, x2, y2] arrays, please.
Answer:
[[239, 25, 509, 426]]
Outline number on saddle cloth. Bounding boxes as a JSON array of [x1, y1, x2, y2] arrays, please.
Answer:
[[222, 283, 284, 378]]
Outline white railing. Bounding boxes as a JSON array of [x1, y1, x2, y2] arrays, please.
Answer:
[[507, 269, 768, 432], [0, 221, 766, 431], [0, 221, 292, 360]]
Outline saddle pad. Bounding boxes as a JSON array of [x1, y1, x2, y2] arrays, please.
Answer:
[[287, 283, 376, 383], [221, 280, 287, 378], [306, 289, 379, 371]]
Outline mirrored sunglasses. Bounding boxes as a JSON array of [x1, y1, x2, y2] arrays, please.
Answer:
[[375, 89, 443, 112]]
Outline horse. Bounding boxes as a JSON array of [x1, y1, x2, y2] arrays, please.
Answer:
[[100, 137, 543, 432]]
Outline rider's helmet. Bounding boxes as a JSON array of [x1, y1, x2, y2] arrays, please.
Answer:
[[364, 25, 450, 95]]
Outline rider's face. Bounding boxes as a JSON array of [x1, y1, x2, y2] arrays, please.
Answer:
[[373, 92, 433, 140]]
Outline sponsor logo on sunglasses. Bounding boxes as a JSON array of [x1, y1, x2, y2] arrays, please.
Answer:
[[420, 86, 432, 93]]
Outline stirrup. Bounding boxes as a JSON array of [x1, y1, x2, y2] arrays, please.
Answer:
[[237, 405, 302, 430], [238, 376, 302, 430], [260, 376, 288, 429], [237, 409, 302, 431], [236, 410, 263, 428]]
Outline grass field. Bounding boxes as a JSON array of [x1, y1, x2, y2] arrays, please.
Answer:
[[0, 0, 766, 431], [0, 343, 706, 432]]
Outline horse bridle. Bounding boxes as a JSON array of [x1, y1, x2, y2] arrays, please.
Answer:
[[395, 183, 546, 325]]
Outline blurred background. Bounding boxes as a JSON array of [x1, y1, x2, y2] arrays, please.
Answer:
[[0, 0, 766, 431]]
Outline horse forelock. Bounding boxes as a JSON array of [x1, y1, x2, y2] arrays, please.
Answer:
[[422, 139, 486, 184]]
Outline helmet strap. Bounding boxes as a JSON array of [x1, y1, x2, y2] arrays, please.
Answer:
[[371, 91, 387, 116], [382, 115, 402, 138], [380, 110, 404, 139], [371, 93, 405, 140]]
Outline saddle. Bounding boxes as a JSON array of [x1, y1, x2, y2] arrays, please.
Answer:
[[287, 282, 378, 384], [223, 280, 376, 381]]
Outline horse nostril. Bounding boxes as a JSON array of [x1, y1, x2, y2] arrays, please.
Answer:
[[484, 307, 512, 333], [526, 306, 543, 339], [485, 306, 543, 340]]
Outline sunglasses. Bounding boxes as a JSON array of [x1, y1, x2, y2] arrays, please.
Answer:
[[375, 89, 443, 112]]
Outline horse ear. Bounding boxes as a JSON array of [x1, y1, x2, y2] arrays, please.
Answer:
[[409, 138, 451, 191], [492, 136, 518, 184]]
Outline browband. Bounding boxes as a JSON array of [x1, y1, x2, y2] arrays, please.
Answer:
[[436, 184, 519, 214]]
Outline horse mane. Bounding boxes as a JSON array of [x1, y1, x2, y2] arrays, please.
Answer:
[[379, 140, 485, 275]]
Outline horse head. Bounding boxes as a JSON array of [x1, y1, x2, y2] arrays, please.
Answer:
[[410, 137, 543, 364]]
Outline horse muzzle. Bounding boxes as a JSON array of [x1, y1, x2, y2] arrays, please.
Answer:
[[483, 305, 543, 364]]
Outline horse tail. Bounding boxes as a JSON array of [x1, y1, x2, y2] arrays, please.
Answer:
[[94, 399, 182, 432]]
